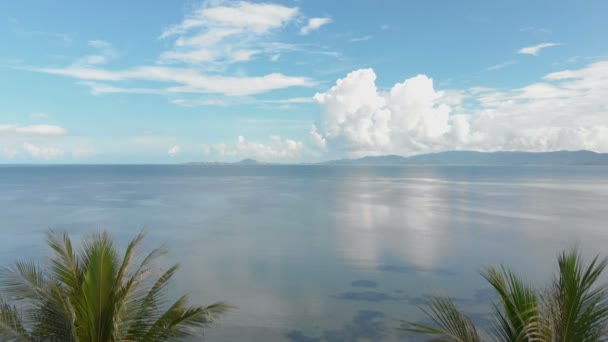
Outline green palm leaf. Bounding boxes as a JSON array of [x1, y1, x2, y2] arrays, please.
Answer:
[[544, 248, 608, 341], [400, 248, 608, 342], [0, 229, 232, 341], [481, 266, 541, 342]]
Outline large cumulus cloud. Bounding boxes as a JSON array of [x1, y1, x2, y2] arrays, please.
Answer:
[[311, 61, 608, 157]]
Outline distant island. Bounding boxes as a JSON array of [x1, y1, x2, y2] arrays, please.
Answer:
[[182, 158, 269, 165], [183, 150, 608, 166]]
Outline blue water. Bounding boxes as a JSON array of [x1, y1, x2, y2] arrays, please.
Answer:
[[1, 165, 608, 341]]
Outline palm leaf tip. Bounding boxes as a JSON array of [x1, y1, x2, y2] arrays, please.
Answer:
[[399, 296, 481, 342]]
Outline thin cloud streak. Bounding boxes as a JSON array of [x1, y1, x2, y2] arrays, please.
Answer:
[[518, 43, 560, 56]]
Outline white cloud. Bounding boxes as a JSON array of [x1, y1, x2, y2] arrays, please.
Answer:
[[159, 49, 216, 64], [0, 124, 67, 136], [28, 1, 334, 99], [518, 43, 560, 56], [487, 60, 517, 71], [159, 1, 299, 66], [381, 24, 390, 30], [230, 49, 258, 62], [300, 17, 332, 35], [22, 142, 64, 160], [168, 145, 181, 157], [350, 35, 373, 42], [312, 61, 608, 157], [160, 1, 298, 38], [204, 135, 304, 161], [170, 95, 312, 107], [312, 69, 450, 156], [35, 66, 314, 96], [309, 125, 326, 150]]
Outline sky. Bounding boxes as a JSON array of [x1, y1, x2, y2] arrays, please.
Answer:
[[1, 0, 607, 163]]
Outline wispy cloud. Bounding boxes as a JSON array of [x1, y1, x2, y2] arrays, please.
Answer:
[[79, 81, 166, 95], [22, 142, 65, 160], [350, 35, 373, 42], [171, 96, 313, 107], [159, 1, 299, 66], [520, 27, 552, 34], [202, 135, 304, 161], [261, 42, 341, 58], [300, 17, 332, 35], [264, 97, 313, 104], [30, 65, 315, 96], [160, 1, 298, 38], [518, 43, 560, 56], [486, 60, 517, 71], [0, 124, 67, 136], [73, 40, 119, 66], [21, 0, 342, 106]]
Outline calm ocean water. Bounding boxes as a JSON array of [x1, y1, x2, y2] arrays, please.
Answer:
[[1, 165, 608, 341]]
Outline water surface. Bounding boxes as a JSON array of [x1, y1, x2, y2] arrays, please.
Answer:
[[1, 165, 607, 341]]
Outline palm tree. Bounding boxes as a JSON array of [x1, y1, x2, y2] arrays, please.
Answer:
[[0, 230, 233, 341], [400, 249, 608, 341]]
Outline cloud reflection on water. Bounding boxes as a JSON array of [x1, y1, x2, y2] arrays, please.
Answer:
[[331, 174, 453, 269]]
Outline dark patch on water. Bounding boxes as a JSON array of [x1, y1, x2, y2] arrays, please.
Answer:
[[351, 279, 377, 288], [377, 265, 414, 274], [286, 310, 387, 342], [285, 331, 322, 342], [408, 287, 496, 308], [377, 264, 456, 276], [331, 291, 407, 302], [406, 296, 430, 305]]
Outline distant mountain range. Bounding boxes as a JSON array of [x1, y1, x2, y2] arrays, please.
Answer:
[[321, 150, 608, 165], [183, 150, 608, 166]]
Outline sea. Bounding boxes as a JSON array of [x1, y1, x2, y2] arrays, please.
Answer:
[[1, 165, 607, 341]]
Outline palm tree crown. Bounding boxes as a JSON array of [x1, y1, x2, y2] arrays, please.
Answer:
[[400, 249, 608, 342], [0, 230, 232, 342]]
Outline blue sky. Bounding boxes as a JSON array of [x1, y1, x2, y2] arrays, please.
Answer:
[[1, 0, 607, 163]]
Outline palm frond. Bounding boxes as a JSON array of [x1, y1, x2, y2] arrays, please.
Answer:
[[0, 229, 229, 341], [143, 296, 233, 342], [121, 264, 180, 339], [77, 231, 121, 342], [481, 266, 541, 342], [399, 296, 481, 342], [545, 248, 608, 341], [46, 230, 82, 293]]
